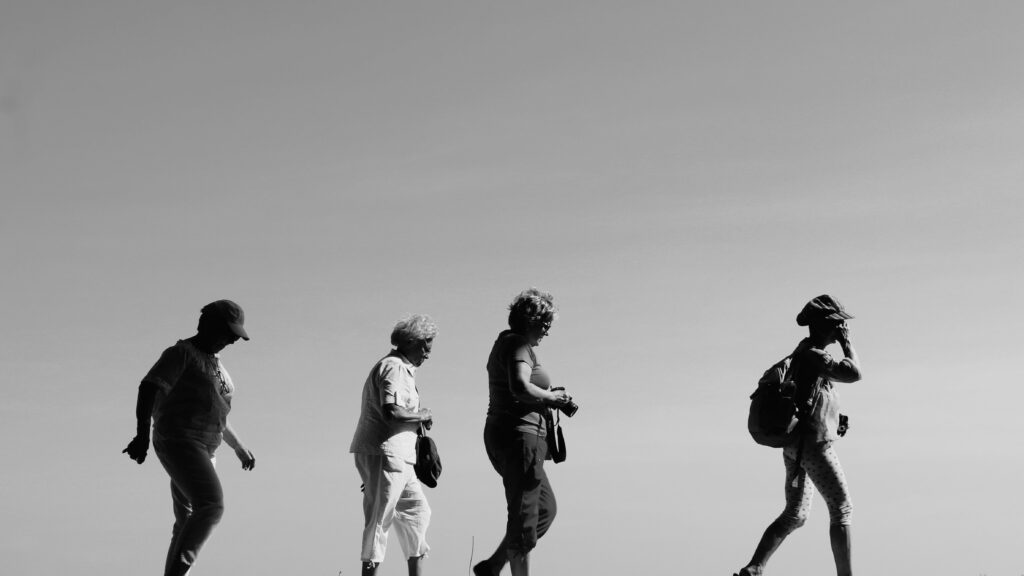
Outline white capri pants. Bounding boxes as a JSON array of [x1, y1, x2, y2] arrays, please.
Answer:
[[354, 453, 431, 563]]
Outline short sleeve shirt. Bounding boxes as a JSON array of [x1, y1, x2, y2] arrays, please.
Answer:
[[486, 330, 550, 436], [349, 352, 421, 462], [144, 339, 234, 450]]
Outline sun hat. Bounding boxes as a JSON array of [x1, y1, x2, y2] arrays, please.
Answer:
[[201, 299, 250, 340], [796, 295, 853, 326]]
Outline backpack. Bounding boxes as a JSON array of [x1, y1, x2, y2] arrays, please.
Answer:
[[747, 355, 802, 448]]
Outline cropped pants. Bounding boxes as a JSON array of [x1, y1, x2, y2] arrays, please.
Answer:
[[776, 440, 853, 531], [154, 437, 224, 576], [483, 422, 557, 554], [354, 453, 431, 563]]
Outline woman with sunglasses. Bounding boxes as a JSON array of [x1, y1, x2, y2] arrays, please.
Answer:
[[474, 288, 574, 576]]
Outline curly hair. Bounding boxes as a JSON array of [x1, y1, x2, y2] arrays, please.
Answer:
[[390, 314, 438, 348], [507, 287, 557, 332]]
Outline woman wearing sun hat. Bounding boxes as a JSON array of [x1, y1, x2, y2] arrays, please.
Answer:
[[735, 295, 863, 576]]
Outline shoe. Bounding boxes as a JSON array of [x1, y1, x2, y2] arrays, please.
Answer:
[[473, 561, 496, 576]]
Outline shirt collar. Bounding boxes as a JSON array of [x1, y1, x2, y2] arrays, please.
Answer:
[[391, 350, 417, 374]]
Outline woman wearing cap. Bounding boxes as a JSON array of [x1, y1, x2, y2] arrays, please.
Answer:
[[735, 295, 863, 576], [123, 300, 256, 576], [474, 288, 574, 576], [350, 315, 437, 576]]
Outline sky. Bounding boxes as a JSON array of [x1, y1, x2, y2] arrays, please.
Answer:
[[2, 1, 1023, 575]]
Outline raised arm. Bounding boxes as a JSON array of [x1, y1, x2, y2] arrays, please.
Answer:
[[829, 324, 862, 383]]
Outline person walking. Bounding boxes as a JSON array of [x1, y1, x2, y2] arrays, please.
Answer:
[[350, 315, 437, 576], [474, 288, 574, 576], [735, 295, 863, 576], [123, 299, 256, 576]]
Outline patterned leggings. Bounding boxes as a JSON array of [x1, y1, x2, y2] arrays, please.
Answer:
[[775, 441, 852, 531]]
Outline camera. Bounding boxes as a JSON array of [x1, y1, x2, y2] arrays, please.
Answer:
[[837, 413, 849, 437], [551, 387, 579, 417]]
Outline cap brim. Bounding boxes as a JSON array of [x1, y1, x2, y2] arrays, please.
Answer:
[[826, 311, 854, 321], [228, 323, 250, 341]]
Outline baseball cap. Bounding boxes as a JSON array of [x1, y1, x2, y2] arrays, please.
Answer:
[[201, 299, 250, 341], [796, 295, 853, 326]]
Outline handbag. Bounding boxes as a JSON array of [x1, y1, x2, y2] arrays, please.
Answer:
[[414, 423, 442, 488]]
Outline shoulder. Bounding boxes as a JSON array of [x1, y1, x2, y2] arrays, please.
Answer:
[[154, 340, 193, 364], [377, 354, 413, 378], [797, 346, 835, 371], [496, 330, 527, 347]]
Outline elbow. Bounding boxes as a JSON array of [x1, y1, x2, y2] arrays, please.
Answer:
[[510, 388, 539, 405], [838, 360, 862, 383]]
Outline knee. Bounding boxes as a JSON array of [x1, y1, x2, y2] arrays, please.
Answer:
[[776, 510, 808, 532], [829, 501, 852, 527], [543, 494, 557, 523], [420, 501, 432, 525], [196, 499, 225, 524]]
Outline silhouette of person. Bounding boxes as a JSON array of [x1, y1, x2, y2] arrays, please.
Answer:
[[123, 300, 255, 576]]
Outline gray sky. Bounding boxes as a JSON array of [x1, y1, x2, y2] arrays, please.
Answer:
[[2, 2, 1022, 575]]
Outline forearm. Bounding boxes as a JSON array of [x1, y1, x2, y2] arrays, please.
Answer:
[[835, 340, 862, 382], [384, 405, 431, 423], [134, 381, 157, 436], [511, 381, 558, 406], [223, 420, 245, 450]]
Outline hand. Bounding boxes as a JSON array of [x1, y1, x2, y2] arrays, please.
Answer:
[[123, 435, 149, 464], [418, 408, 433, 429], [836, 322, 851, 345], [549, 388, 571, 407], [234, 446, 255, 471]]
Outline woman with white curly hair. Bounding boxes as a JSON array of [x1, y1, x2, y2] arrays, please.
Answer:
[[474, 288, 574, 576], [350, 314, 437, 576]]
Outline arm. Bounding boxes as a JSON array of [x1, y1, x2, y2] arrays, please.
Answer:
[[508, 360, 569, 407], [379, 359, 434, 428], [383, 404, 433, 424], [122, 380, 157, 464], [125, 346, 186, 464], [828, 325, 862, 383], [223, 419, 255, 470]]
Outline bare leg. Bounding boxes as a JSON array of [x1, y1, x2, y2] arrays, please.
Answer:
[[508, 550, 529, 576], [406, 554, 426, 576], [473, 535, 508, 576], [830, 525, 852, 576], [738, 518, 791, 575]]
